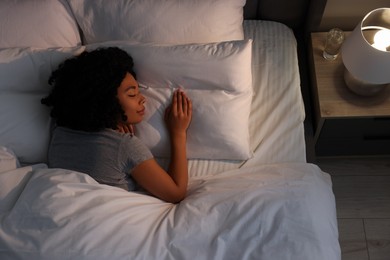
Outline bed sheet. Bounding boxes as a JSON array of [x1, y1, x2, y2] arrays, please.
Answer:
[[178, 20, 306, 177], [0, 163, 340, 260]]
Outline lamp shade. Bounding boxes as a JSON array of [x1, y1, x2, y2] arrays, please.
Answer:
[[341, 8, 390, 85]]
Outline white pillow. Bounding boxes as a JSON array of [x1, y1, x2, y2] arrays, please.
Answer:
[[67, 0, 245, 44], [0, 46, 85, 164], [0, 40, 252, 163], [0, 46, 85, 93], [87, 40, 253, 160], [0, 93, 52, 164], [136, 88, 253, 160], [0, 0, 81, 48], [0, 146, 20, 173]]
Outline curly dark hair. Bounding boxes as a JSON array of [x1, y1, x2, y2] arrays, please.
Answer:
[[41, 47, 136, 132]]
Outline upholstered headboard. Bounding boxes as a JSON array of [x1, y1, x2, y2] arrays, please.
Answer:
[[244, 0, 328, 33]]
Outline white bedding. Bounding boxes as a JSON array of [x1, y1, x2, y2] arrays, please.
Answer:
[[0, 19, 340, 260], [180, 20, 306, 177], [0, 163, 339, 260]]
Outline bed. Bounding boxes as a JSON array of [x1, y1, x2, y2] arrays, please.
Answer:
[[0, 0, 341, 259]]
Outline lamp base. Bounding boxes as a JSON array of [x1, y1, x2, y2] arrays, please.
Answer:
[[344, 68, 388, 96]]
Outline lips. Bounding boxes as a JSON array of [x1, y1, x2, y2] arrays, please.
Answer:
[[137, 108, 145, 115]]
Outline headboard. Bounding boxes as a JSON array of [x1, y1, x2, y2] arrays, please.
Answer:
[[244, 0, 328, 33]]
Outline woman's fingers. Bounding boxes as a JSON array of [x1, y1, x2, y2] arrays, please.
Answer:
[[168, 88, 192, 118], [129, 124, 135, 136], [116, 123, 134, 136], [181, 91, 192, 117], [173, 89, 191, 115], [177, 89, 183, 113], [186, 96, 192, 117], [164, 89, 192, 134], [182, 91, 188, 114]]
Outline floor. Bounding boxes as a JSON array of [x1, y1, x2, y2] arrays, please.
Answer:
[[297, 36, 390, 259], [305, 121, 390, 260], [304, 121, 390, 260], [316, 157, 390, 260]]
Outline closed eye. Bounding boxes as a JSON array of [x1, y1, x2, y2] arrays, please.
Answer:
[[126, 86, 138, 97], [127, 92, 139, 97]]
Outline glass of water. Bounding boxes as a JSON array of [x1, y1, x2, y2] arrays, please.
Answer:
[[323, 28, 345, 60]]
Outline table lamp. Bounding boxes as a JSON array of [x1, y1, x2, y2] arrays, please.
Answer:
[[341, 8, 390, 96]]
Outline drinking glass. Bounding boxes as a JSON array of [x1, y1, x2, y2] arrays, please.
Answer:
[[323, 28, 345, 60]]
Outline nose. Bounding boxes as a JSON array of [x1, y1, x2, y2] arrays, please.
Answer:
[[140, 94, 146, 104]]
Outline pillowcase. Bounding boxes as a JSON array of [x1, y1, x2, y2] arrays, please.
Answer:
[[67, 0, 245, 44], [0, 40, 252, 163], [0, 46, 85, 164], [0, 0, 81, 48], [0, 146, 20, 173], [87, 39, 253, 160], [0, 93, 53, 164], [136, 88, 253, 160], [0, 46, 85, 93]]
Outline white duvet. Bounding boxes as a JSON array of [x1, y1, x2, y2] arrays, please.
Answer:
[[0, 163, 340, 260]]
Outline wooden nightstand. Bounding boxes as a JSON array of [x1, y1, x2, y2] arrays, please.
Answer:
[[309, 32, 390, 156]]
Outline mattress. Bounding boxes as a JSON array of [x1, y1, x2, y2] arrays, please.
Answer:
[[178, 20, 306, 177]]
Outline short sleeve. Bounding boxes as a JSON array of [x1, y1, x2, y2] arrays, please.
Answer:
[[118, 135, 153, 174]]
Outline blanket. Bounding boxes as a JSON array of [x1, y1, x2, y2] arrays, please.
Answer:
[[0, 163, 340, 260]]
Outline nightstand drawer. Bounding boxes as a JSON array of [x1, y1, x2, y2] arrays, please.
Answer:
[[316, 118, 390, 156]]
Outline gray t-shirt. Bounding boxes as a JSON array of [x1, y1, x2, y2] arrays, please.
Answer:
[[48, 127, 153, 191]]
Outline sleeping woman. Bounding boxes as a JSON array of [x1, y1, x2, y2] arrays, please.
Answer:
[[41, 47, 192, 203]]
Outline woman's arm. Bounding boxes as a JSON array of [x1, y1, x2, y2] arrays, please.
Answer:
[[131, 89, 192, 203]]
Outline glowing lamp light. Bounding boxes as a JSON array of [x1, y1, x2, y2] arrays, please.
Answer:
[[372, 29, 390, 51], [341, 8, 390, 96]]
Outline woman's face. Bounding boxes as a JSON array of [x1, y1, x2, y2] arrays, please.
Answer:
[[117, 72, 146, 124]]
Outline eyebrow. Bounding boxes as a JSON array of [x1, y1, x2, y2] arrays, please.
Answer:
[[125, 86, 137, 92]]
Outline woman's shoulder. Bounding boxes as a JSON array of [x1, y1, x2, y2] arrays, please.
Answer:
[[53, 127, 129, 143]]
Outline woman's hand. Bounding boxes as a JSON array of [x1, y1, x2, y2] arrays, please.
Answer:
[[164, 89, 192, 138], [116, 122, 135, 136], [131, 89, 192, 203]]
